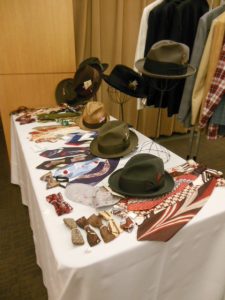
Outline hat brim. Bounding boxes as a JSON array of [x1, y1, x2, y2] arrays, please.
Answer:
[[78, 113, 110, 131], [90, 130, 138, 158], [103, 74, 147, 98], [108, 169, 174, 198], [135, 59, 196, 79], [55, 78, 77, 105]]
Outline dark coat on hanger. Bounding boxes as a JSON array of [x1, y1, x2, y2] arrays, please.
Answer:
[[144, 0, 209, 117]]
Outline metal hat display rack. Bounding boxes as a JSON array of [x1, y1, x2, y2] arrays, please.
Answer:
[[106, 86, 130, 121], [135, 67, 196, 143]]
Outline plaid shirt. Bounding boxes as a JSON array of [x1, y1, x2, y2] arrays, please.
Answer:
[[199, 38, 225, 139]]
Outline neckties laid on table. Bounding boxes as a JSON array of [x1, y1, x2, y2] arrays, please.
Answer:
[[40, 172, 65, 189], [39, 147, 91, 159], [53, 159, 101, 182], [137, 177, 217, 242], [88, 214, 116, 243], [120, 216, 135, 232], [63, 218, 85, 245], [71, 159, 120, 186], [76, 216, 101, 247], [66, 132, 97, 146], [46, 192, 73, 216], [36, 153, 95, 170]]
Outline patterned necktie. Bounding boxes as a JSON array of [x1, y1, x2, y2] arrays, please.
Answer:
[[36, 153, 94, 170], [40, 147, 91, 158], [76, 216, 101, 247], [46, 192, 73, 216], [88, 214, 116, 243], [71, 159, 120, 186], [63, 218, 85, 245], [137, 178, 217, 242], [99, 211, 123, 237]]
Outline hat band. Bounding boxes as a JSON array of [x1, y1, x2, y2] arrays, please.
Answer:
[[98, 139, 130, 155], [144, 59, 188, 76], [83, 117, 106, 129]]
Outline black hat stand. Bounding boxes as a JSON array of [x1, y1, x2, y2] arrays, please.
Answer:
[[146, 78, 180, 139], [107, 86, 130, 121]]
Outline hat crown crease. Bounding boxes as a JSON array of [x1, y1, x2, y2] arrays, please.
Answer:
[[119, 157, 165, 193]]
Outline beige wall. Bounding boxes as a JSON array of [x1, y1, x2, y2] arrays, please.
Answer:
[[0, 0, 76, 156]]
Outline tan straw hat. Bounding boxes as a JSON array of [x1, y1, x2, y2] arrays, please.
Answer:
[[78, 101, 109, 131]]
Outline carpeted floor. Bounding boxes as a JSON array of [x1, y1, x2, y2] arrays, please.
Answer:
[[0, 121, 48, 300], [0, 119, 224, 300], [159, 131, 225, 175]]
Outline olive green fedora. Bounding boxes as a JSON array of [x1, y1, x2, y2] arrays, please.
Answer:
[[108, 153, 174, 198], [90, 120, 138, 158]]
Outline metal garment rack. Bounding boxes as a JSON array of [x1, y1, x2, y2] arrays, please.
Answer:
[[148, 79, 180, 139], [186, 125, 202, 161], [136, 78, 201, 159], [136, 78, 183, 140]]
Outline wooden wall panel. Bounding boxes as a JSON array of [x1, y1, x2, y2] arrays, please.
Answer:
[[0, 0, 76, 158], [0, 73, 74, 156], [0, 0, 75, 74]]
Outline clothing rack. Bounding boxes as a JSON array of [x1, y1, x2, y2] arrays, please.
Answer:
[[186, 126, 201, 161]]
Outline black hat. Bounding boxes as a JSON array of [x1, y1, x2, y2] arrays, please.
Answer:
[[108, 153, 174, 198], [103, 64, 147, 98]]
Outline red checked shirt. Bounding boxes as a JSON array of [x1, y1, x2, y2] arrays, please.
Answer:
[[199, 38, 225, 139]]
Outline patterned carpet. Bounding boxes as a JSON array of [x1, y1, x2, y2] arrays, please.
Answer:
[[0, 119, 224, 300]]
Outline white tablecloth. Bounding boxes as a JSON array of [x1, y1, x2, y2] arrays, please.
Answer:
[[11, 117, 225, 300]]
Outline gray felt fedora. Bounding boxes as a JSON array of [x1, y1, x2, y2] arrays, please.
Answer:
[[135, 40, 196, 79]]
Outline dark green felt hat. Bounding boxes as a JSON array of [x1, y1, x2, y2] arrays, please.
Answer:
[[108, 153, 174, 198]]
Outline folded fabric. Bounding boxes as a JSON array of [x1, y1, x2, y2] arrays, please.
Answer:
[[46, 192, 73, 216], [65, 183, 120, 208]]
